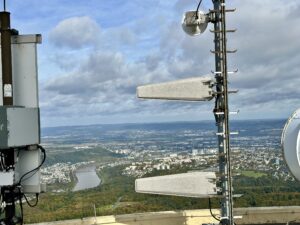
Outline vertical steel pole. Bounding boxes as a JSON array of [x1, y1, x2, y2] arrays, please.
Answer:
[[0, 11, 13, 106], [212, 0, 234, 224]]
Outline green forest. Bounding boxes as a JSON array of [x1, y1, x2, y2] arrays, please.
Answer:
[[23, 165, 300, 224]]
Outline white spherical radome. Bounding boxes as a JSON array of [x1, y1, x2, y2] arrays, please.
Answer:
[[181, 11, 208, 36], [282, 108, 300, 181]]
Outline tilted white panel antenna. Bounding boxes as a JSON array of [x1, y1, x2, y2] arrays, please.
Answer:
[[135, 172, 218, 198], [282, 108, 300, 181], [137, 77, 214, 101]]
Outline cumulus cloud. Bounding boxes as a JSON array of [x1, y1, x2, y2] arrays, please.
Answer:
[[49, 16, 101, 49], [40, 49, 173, 123], [108, 27, 137, 46], [39, 0, 300, 126]]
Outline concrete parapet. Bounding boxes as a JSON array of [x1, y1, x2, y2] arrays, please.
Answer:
[[234, 206, 300, 224], [27, 206, 300, 225]]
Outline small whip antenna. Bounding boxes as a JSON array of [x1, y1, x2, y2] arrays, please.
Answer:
[[3, 0, 6, 11]]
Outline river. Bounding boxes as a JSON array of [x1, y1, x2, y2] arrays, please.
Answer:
[[73, 165, 101, 191]]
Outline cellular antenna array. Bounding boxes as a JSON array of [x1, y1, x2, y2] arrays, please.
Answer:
[[0, 3, 45, 225], [136, 1, 238, 225]]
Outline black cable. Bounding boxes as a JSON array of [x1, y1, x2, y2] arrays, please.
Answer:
[[0, 145, 45, 224], [0, 152, 7, 171], [196, 0, 203, 13], [0, 150, 16, 171], [208, 198, 221, 221], [18, 145, 46, 185], [24, 194, 39, 208], [195, 0, 203, 19], [0, 153, 4, 170]]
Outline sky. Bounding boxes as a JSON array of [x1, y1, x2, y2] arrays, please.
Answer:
[[6, 0, 300, 127]]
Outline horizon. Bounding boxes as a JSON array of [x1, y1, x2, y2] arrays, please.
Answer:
[[41, 117, 287, 129]]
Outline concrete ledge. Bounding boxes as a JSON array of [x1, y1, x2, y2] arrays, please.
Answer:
[[234, 206, 300, 224], [27, 206, 300, 225], [27, 209, 220, 225]]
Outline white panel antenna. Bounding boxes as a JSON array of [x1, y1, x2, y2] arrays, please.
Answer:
[[137, 77, 214, 101], [135, 172, 218, 198]]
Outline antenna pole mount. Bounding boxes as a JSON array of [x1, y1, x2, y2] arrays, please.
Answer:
[[211, 0, 236, 224]]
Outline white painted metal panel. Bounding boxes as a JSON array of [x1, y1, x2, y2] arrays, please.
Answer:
[[0, 107, 40, 148], [6, 107, 40, 147], [135, 172, 217, 198], [282, 108, 300, 181], [137, 77, 214, 101], [0, 171, 14, 186]]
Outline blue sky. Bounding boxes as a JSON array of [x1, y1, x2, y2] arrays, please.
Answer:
[[5, 0, 300, 127]]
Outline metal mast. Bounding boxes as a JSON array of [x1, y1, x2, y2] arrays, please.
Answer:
[[136, 0, 238, 224], [212, 0, 236, 224], [0, 10, 13, 105]]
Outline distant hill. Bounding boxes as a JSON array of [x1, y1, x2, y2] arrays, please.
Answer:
[[42, 119, 285, 139]]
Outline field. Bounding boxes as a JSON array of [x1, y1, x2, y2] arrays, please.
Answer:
[[240, 170, 267, 178]]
